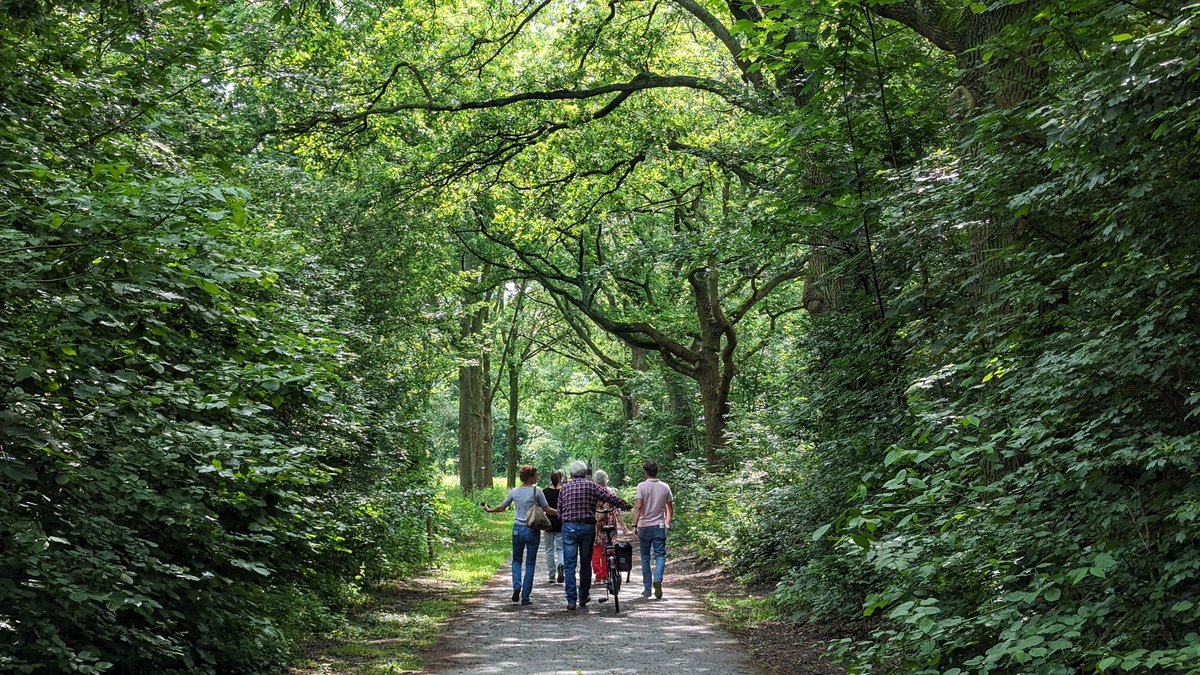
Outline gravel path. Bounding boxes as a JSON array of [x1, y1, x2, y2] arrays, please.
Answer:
[[425, 542, 762, 674]]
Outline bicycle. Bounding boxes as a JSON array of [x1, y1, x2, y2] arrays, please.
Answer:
[[595, 507, 632, 613]]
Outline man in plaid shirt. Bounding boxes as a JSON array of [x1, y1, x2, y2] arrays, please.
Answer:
[[558, 460, 632, 610]]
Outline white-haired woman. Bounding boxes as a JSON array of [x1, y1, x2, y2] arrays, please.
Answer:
[[590, 469, 629, 583]]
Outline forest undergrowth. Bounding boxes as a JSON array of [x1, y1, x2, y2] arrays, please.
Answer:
[[2, 1, 1197, 674], [292, 482, 510, 675]]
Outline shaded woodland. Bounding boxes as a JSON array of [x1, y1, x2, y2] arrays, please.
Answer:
[[1, 0, 1197, 672]]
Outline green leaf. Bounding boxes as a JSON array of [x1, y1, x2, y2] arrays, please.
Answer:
[[230, 558, 271, 576], [731, 19, 757, 34], [0, 461, 37, 482], [1111, 33, 1133, 42], [812, 523, 832, 541]]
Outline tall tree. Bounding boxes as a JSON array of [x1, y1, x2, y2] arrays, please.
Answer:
[[457, 256, 494, 490]]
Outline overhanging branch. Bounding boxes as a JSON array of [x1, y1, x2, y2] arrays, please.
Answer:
[[870, 1, 963, 53], [671, 0, 763, 85], [729, 256, 808, 324], [266, 73, 758, 139]]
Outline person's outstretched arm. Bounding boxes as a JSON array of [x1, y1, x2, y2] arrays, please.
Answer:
[[483, 494, 514, 513], [594, 483, 632, 511]]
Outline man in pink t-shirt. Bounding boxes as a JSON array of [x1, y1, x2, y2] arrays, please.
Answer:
[[630, 460, 673, 599]]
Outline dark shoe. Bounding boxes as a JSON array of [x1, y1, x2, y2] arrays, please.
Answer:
[[521, 600, 532, 606], [556, 566, 564, 583], [641, 589, 652, 598], [567, 603, 576, 610], [653, 581, 662, 599], [579, 596, 590, 608], [512, 590, 521, 602]]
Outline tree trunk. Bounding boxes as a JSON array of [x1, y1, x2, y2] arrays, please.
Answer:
[[458, 275, 491, 491], [626, 346, 648, 421], [663, 368, 697, 458], [457, 362, 476, 491], [695, 355, 729, 466], [506, 363, 519, 489], [477, 350, 494, 489], [803, 238, 846, 316]]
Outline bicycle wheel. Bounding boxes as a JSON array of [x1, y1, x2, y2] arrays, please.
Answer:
[[608, 557, 620, 613]]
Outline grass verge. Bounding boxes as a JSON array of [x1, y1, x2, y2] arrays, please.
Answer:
[[291, 481, 511, 674], [672, 549, 844, 675], [702, 592, 782, 631]]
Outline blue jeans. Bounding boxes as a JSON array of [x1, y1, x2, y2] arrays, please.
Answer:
[[543, 530, 564, 579], [638, 525, 667, 592], [511, 524, 541, 602], [562, 522, 595, 604]]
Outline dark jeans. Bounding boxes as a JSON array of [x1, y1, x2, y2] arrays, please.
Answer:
[[562, 521, 596, 604]]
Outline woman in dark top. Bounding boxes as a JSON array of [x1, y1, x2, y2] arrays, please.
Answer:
[[542, 470, 565, 583]]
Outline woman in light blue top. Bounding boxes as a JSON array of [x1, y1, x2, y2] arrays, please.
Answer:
[[483, 465, 556, 605]]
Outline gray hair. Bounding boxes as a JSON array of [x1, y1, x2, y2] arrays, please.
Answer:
[[568, 460, 588, 478], [593, 469, 609, 486]]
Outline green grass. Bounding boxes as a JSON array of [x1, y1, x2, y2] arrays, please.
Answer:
[[703, 592, 783, 631], [292, 482, 512, 674]]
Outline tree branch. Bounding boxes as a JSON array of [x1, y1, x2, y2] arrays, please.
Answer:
[[267, 73, 758, 139], [557, 388, 624, 398], [729, 256, 808, 324], [671, 0, 763, 85], [870, 1, 963, 53], [666, 140, 766, 186]]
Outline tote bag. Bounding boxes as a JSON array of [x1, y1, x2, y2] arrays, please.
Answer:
[[526, 489, 552, 530]]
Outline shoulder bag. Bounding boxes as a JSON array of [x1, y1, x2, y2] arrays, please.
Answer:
[[526, 488, 552, 531]]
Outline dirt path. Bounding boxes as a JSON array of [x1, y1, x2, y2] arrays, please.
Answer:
[[424, 541, 761, 674]]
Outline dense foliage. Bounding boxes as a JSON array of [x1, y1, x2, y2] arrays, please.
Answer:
[[0, 2, 448, 672], [3, 0, 1196, 673], [670, 5, 1200, 674]]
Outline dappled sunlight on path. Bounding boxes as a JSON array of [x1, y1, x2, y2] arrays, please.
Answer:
[[425, 547, 760, 674]]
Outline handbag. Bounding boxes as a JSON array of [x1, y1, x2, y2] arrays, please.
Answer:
[[526, 488, 552, 530]]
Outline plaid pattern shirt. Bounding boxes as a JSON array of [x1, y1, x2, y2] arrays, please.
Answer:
[[557, 478, 632, 523]]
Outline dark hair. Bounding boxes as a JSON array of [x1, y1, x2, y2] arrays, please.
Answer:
[[519, 465, 537, 483], [550, 470, 564, 487], [642, 460, 658, 477]]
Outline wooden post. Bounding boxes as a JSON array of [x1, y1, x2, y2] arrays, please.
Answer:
[[426, 515, 435, 566]]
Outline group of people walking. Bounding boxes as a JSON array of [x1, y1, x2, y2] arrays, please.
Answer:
[[482, 460, 673, 610]]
